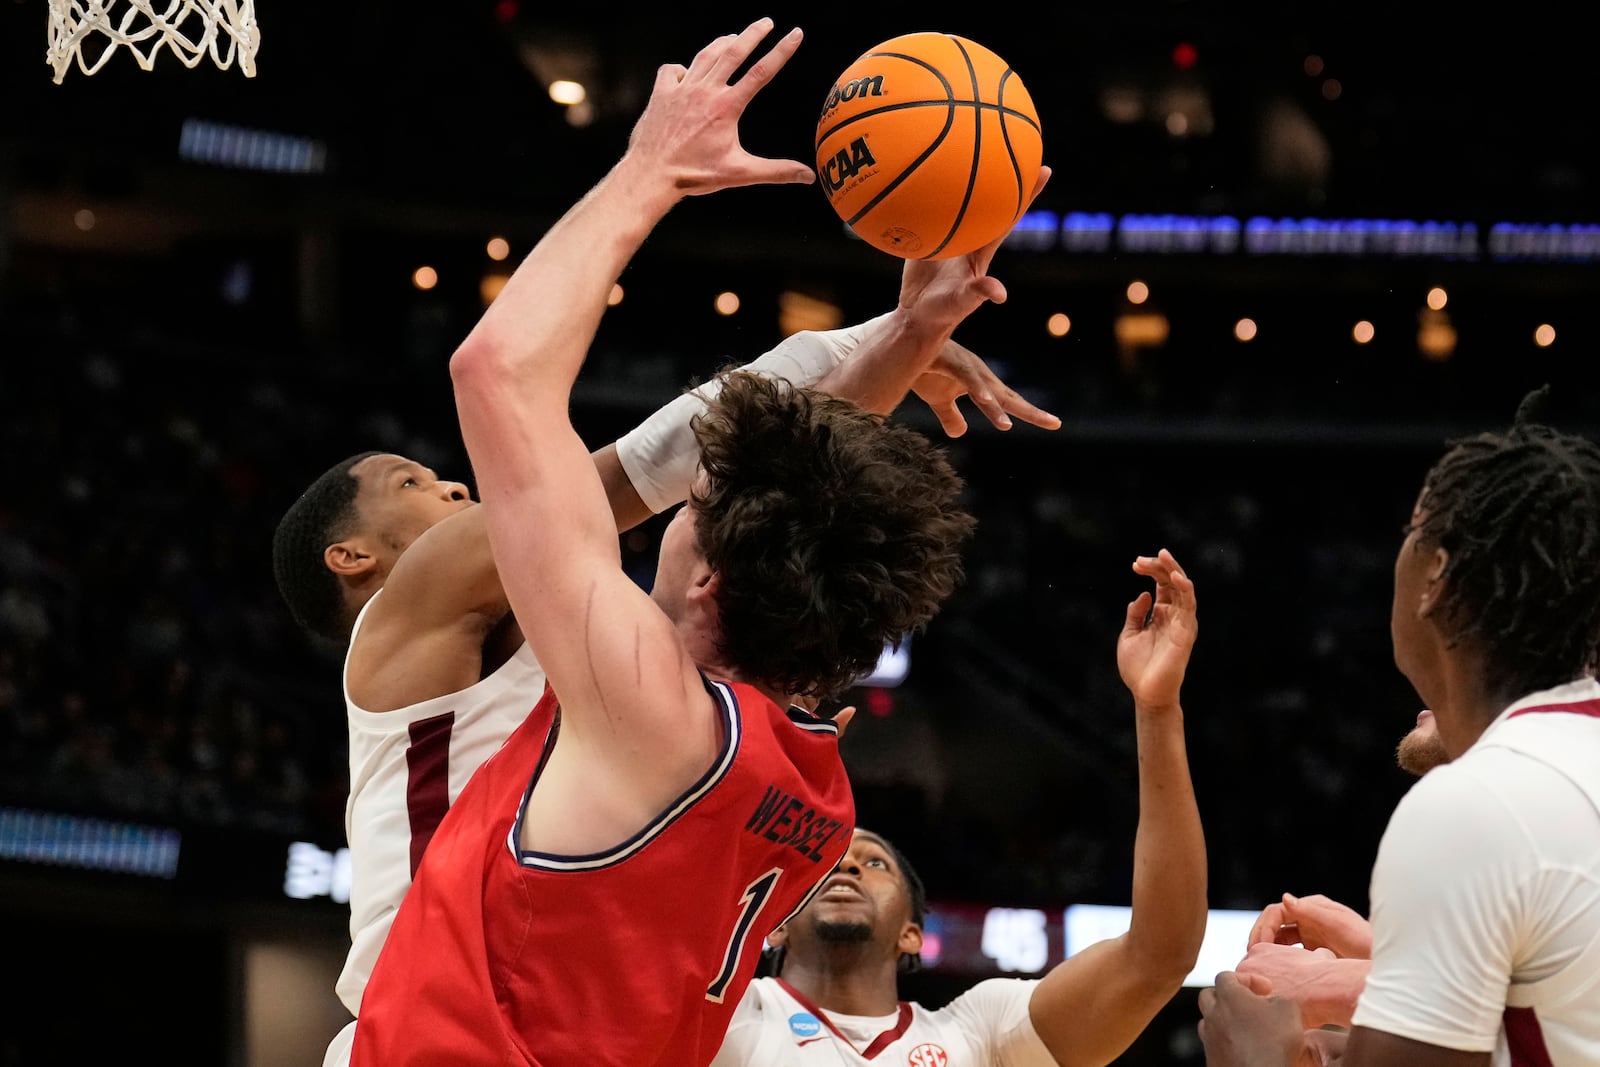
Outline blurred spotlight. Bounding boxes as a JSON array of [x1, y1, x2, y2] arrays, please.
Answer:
[[73, 208, 95, 231], [1115, 311, 1170, 348], [778, 290, 842, 335], [1047, 312, 1072, 338], [1321, 79, 1343, 101], [1234, 317, 1258, 342], [412, 266, 438, 291], [1417, 309, 1456, 360], [480, 273, 510, 305], [563, 100, 596, 128], [1171, 42, 1198, 70], [486, 237, 510, 261], [1352, 320, 1375, 344], [607, 283, 624, 307], [1126, 280, 1150, 304], [548, 79, 586, 106], [1304, 54, 1325, 76], [1534, 323, 1556, 347], [714, 291, 740, 316], [1426, 286, 1448, 310]]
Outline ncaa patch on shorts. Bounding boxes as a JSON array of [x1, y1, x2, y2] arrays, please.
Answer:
[[787, 1012, 823, 1039]]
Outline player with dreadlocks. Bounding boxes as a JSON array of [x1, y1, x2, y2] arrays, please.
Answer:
[[1201, 384, 1600, 1067]]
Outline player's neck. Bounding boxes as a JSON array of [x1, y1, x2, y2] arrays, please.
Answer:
[[1434, 652, 1529, 757], [780, 952, 902, 1017]]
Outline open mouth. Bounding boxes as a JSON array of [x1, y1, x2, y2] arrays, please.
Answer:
[[819, 879, 864, 901]]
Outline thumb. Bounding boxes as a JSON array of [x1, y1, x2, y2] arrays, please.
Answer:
[[832, 705, 857, 737], [754, 158, 818, 185], [934, 403, 970, 439], [1124, 591, 1153, 632]]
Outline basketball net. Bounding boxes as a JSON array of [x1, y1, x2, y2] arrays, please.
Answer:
[[46, 0, 260, 83]]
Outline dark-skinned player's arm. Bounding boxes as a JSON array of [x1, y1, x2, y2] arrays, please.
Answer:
[[1029, 549, 1208, 1067], [596, 166, 1060, 533]]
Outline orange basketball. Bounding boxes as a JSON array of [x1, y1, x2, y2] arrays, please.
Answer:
[[814, 32, 1043, 260]]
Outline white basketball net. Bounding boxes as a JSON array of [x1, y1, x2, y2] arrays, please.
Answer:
[[46, 0, 260, 83]]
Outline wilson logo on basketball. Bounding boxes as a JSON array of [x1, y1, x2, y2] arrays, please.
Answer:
[[819, 75, 885, 120], [818, 137, 877, 199], [907, 1044, 949, 1067]]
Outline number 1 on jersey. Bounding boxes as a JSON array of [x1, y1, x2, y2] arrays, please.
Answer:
[[707, 867, 781, 1002]]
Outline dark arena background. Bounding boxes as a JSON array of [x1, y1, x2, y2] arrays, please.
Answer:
[[2, 2, 1595, 1063]]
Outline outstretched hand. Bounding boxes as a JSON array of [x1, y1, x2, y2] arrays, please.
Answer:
[[625, 17, 817, 196], [896, 166, 1053, 334], [1117, 548, 1198, 710], [910, 338, 1062, 437], [896, 165, 1058, 436]]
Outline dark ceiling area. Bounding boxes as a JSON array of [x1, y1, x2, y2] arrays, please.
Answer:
[[4, 1, 1593, 246], [2, 2, 1595, 432], [2, 12, 1598, 1061]]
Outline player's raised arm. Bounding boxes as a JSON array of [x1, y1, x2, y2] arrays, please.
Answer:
[[1028, 549, 1208, 1067], [448, 18, 814, 730], [813, 168, 1054, 421]]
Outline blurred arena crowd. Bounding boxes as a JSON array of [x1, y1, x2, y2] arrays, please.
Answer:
[[0, 281, 1590, 922]]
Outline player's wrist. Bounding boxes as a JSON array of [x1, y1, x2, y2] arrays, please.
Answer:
[[1304, 960, 1365, 1030], [605, 153, 684, 222]]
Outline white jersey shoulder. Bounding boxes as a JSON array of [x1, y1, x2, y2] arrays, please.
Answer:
[[710, 974, 1055, 1066], [1355, 677, 1600, 1067], [326, 591, 547, 1066]]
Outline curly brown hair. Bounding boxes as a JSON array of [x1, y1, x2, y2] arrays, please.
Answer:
[[689, 370, 976, 700]]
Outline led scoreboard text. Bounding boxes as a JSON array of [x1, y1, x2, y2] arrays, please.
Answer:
[[968, 211, 1600, 263]]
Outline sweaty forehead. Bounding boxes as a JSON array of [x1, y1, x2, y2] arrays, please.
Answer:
[[851, 829, 892, 857], [357, 454, 426, 485]]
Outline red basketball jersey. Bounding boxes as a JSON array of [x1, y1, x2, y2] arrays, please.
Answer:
[[351, 675, 854, 1067]]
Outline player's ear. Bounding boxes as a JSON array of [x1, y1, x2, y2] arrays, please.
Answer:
[[897, 922, 922, 958], [1426, 546, 1449, 583], [686, 567, 721, 615], [324, 539, 375, 577], [1419, 546, 1449, 617]]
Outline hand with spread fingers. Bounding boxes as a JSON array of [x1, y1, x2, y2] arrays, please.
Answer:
[[623, 17, 817, 198], [909, 336, 1062, 438], [895, 166, 1060, 437]]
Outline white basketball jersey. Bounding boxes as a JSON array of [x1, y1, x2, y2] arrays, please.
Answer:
[[325, 591, 547, 1066], [710, 975, 1056, 1066]]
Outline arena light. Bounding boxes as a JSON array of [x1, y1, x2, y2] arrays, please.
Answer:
[[1066, 904, 1261, 987], [178, 118, 326, 174], [0, 806, 180, 879], [857, 638, 911, 688]]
